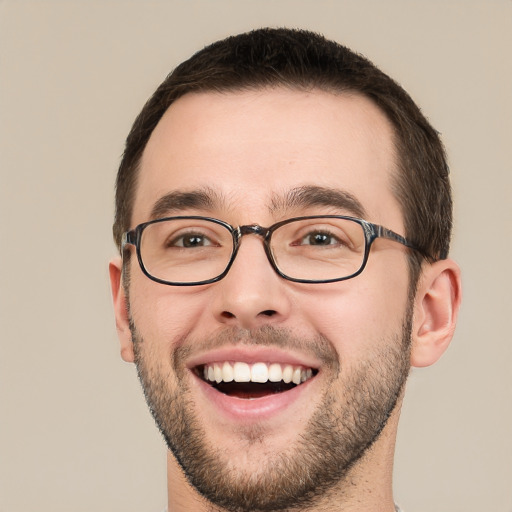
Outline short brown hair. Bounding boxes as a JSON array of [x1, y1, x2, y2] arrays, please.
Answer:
[[114, 28, 452, 279]]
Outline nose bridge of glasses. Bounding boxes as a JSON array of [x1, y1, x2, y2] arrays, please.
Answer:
[[233, 224, 273, 265], [238, 224, 269, 239]]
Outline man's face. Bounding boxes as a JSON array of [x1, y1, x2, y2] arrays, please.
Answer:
[[123, 89, 413, 510]]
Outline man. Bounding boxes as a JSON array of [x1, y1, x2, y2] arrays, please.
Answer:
[[109, 28, 461, 512]]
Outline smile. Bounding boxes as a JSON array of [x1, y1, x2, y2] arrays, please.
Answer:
[[195, 361, 318, 400]]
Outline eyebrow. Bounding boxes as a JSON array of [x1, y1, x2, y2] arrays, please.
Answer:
[[149, 187, 224, 220], [270, 185, 367, 219], [149, 184, 367, 221]]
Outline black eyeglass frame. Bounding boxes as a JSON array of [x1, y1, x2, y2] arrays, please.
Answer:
[[122, 215, 426, 286]]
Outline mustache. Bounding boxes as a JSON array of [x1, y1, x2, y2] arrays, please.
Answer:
[[172, 325, 340, 373]]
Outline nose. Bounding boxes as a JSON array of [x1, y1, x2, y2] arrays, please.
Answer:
[[211, 234, 292, 329]]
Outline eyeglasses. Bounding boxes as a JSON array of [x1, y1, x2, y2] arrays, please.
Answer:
[[122, 215, 422, 286]]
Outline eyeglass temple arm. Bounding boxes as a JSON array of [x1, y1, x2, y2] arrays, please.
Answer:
[[121, 230, 137, 253], [375, 225, 433, 261]]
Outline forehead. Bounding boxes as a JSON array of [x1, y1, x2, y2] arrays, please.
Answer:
[[134, 88, 401, 228]]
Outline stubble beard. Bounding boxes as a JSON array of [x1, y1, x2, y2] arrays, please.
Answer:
[[130, 311, 412, 512]]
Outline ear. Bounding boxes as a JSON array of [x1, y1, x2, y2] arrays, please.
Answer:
[[109, 257, 135, 363], [410, 258, 462, 368]]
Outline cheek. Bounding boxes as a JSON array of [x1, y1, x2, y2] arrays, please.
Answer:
[[297, 266, 410, 360], [129, 277, 211, 350]]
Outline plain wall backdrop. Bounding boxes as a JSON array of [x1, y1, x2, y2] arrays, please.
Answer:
[[1, 1, 511, 511]]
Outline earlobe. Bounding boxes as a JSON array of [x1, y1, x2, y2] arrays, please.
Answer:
[[109, 257, 135, 363], [410, 259, 462, 368]]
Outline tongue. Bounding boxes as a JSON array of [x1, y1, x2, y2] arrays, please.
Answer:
[[213, 381, 296, 399]]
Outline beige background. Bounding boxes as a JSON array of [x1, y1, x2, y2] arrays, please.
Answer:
[[1, 1, 511, 511]]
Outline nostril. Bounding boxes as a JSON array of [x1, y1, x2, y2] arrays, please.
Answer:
[[218, 309, 278, 323]]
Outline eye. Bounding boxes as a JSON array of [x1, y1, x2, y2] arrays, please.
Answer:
[[298, 231, 342, 246], [168, 232, 216, 248]]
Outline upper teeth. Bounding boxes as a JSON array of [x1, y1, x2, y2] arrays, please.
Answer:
[[203, 362, 314, 385]]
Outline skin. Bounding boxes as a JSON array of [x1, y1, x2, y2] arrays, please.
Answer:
[[110, 88, 461, 511]]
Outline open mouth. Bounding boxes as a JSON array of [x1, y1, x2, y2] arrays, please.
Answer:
[[195, 361, 318, 399]]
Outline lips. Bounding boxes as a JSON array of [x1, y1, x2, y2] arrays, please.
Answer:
[[188, 347, 320, 404], [196, 361, 316, 399]]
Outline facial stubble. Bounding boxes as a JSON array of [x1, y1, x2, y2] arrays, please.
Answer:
[[131, 316, 412, 512]]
